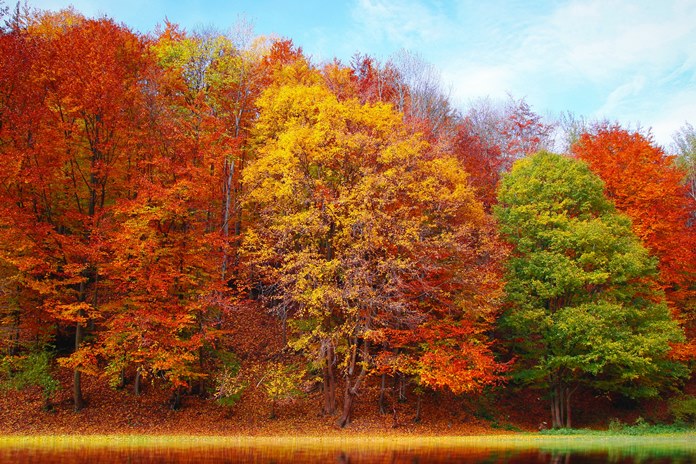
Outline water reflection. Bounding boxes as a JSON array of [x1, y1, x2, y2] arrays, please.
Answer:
[[1, 446, 694, 464]]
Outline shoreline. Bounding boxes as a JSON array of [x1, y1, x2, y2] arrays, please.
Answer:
[[1, 432, 694, 449]]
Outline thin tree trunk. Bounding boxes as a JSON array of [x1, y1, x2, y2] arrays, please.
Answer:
[[414, 394, 422, 423], [134, 369, 142, 396], [378, 373, 387, 414], [73, 316, 84, 412], [221, 156, 234, 279]]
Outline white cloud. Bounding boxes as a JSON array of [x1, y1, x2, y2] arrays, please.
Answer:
[[349, 0, 454, 55], [596, 75, 647, 116]]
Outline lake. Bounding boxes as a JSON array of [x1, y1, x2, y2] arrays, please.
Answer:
[[1, 434, 694, 463]]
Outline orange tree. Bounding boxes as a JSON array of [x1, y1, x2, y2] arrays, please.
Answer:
[[573, 125, 696, 349], [0, 11, 149, 410]]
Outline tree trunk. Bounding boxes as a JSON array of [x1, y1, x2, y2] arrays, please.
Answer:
[[134, 369, 142, 396], [414, 394, 422, 423], [337, 339, 369, 428], [170, 387, 182, 410], [269, 400, 276, 419], [338, 381, 355, 428], [550, 379, 574, 429], [221, 156, 234, 279], [565, 387, 574, 429], [378, 373, 387, 414], [73, 316, 84, 412], [322, 341, 336, 415]]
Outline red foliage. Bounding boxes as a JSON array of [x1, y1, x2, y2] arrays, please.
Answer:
[[451, 119, 504, 210]]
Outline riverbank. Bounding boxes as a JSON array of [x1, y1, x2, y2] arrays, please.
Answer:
[[0, 433, 695, 452]]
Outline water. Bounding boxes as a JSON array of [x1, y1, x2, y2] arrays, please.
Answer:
[[1, 444, 694, 464]]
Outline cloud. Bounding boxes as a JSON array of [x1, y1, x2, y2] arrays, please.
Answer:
[[596, 75, 647, 116], [348, 0, 454, 56]]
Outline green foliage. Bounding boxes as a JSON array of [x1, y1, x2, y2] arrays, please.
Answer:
[[213, 352, 246, 408], [495, 152, 687, 412], [540, 418, 693, 435], [0, 350, 60, 407], [670, 395, 696, 425]]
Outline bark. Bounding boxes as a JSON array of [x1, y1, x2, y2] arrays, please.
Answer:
[[550, 378, 575, 429], [378, 373, 387, 414], [337, 339, 369, 428], [322, 341, 336, 415], [134, 369, 142, 396], [73, 316, 84, 412], [414, 394, 422, 423], [169, 387, 182, 410], [221, 156, 234, 278]]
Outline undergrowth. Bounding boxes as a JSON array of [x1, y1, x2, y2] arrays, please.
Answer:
[[540, 417, 694, 435]]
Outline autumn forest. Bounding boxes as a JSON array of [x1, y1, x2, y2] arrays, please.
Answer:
[[0, 4, 695, 434]]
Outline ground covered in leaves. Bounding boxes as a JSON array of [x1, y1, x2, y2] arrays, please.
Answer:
[[0, 303, 680, 436]]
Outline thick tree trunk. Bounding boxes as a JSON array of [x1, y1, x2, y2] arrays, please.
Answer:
[[169, 387, 182, 410], [550, 380, 574, 429], [338, 381, 355, 428], [337, 339, 369, 428], [322, 341, 336, 415]]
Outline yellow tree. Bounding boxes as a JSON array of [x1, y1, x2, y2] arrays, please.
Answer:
[[242, 59, 504, 427]]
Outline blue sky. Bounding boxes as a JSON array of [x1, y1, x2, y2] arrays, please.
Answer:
[[26, 0, 696, 147]]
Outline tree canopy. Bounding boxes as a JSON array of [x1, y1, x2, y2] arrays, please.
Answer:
[[495, 151, 687, 429]]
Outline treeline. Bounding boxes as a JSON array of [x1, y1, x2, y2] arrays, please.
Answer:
[[0, 5, 694, 428]]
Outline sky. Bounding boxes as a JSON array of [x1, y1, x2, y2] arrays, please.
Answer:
[[23, 0, 696, 148]]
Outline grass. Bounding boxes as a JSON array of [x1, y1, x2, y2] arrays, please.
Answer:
[[540, 419, 694, 436], [0, 432, 694, 451]]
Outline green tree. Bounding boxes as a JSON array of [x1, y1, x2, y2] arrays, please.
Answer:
[[495, 151, 686, 429]]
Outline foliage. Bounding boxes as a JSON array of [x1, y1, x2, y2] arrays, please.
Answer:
[[213, 351, 246, 408], [540, 420, 693, 435], [669, 395, 696, 426], [0, 350, 59, 408], [572, 124, 696, 341], [259, 362, 306, 418], [495, 151, 687, 428], [0, 3, 694, 429], [243, 61, 505, 425]]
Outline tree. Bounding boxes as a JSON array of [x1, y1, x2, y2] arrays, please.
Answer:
[[572, 125, 696, 343], [0, 12, 149, 410], [450, 118, 504, 210], [495, 151, 686, 429], [243, 58, 504, 427], [671, 122, 696, 225], [465, 95, 554, 171]]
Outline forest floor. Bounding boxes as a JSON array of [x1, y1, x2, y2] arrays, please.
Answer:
[[0, 303, 689, 436], [0, 365, 682, 436]]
